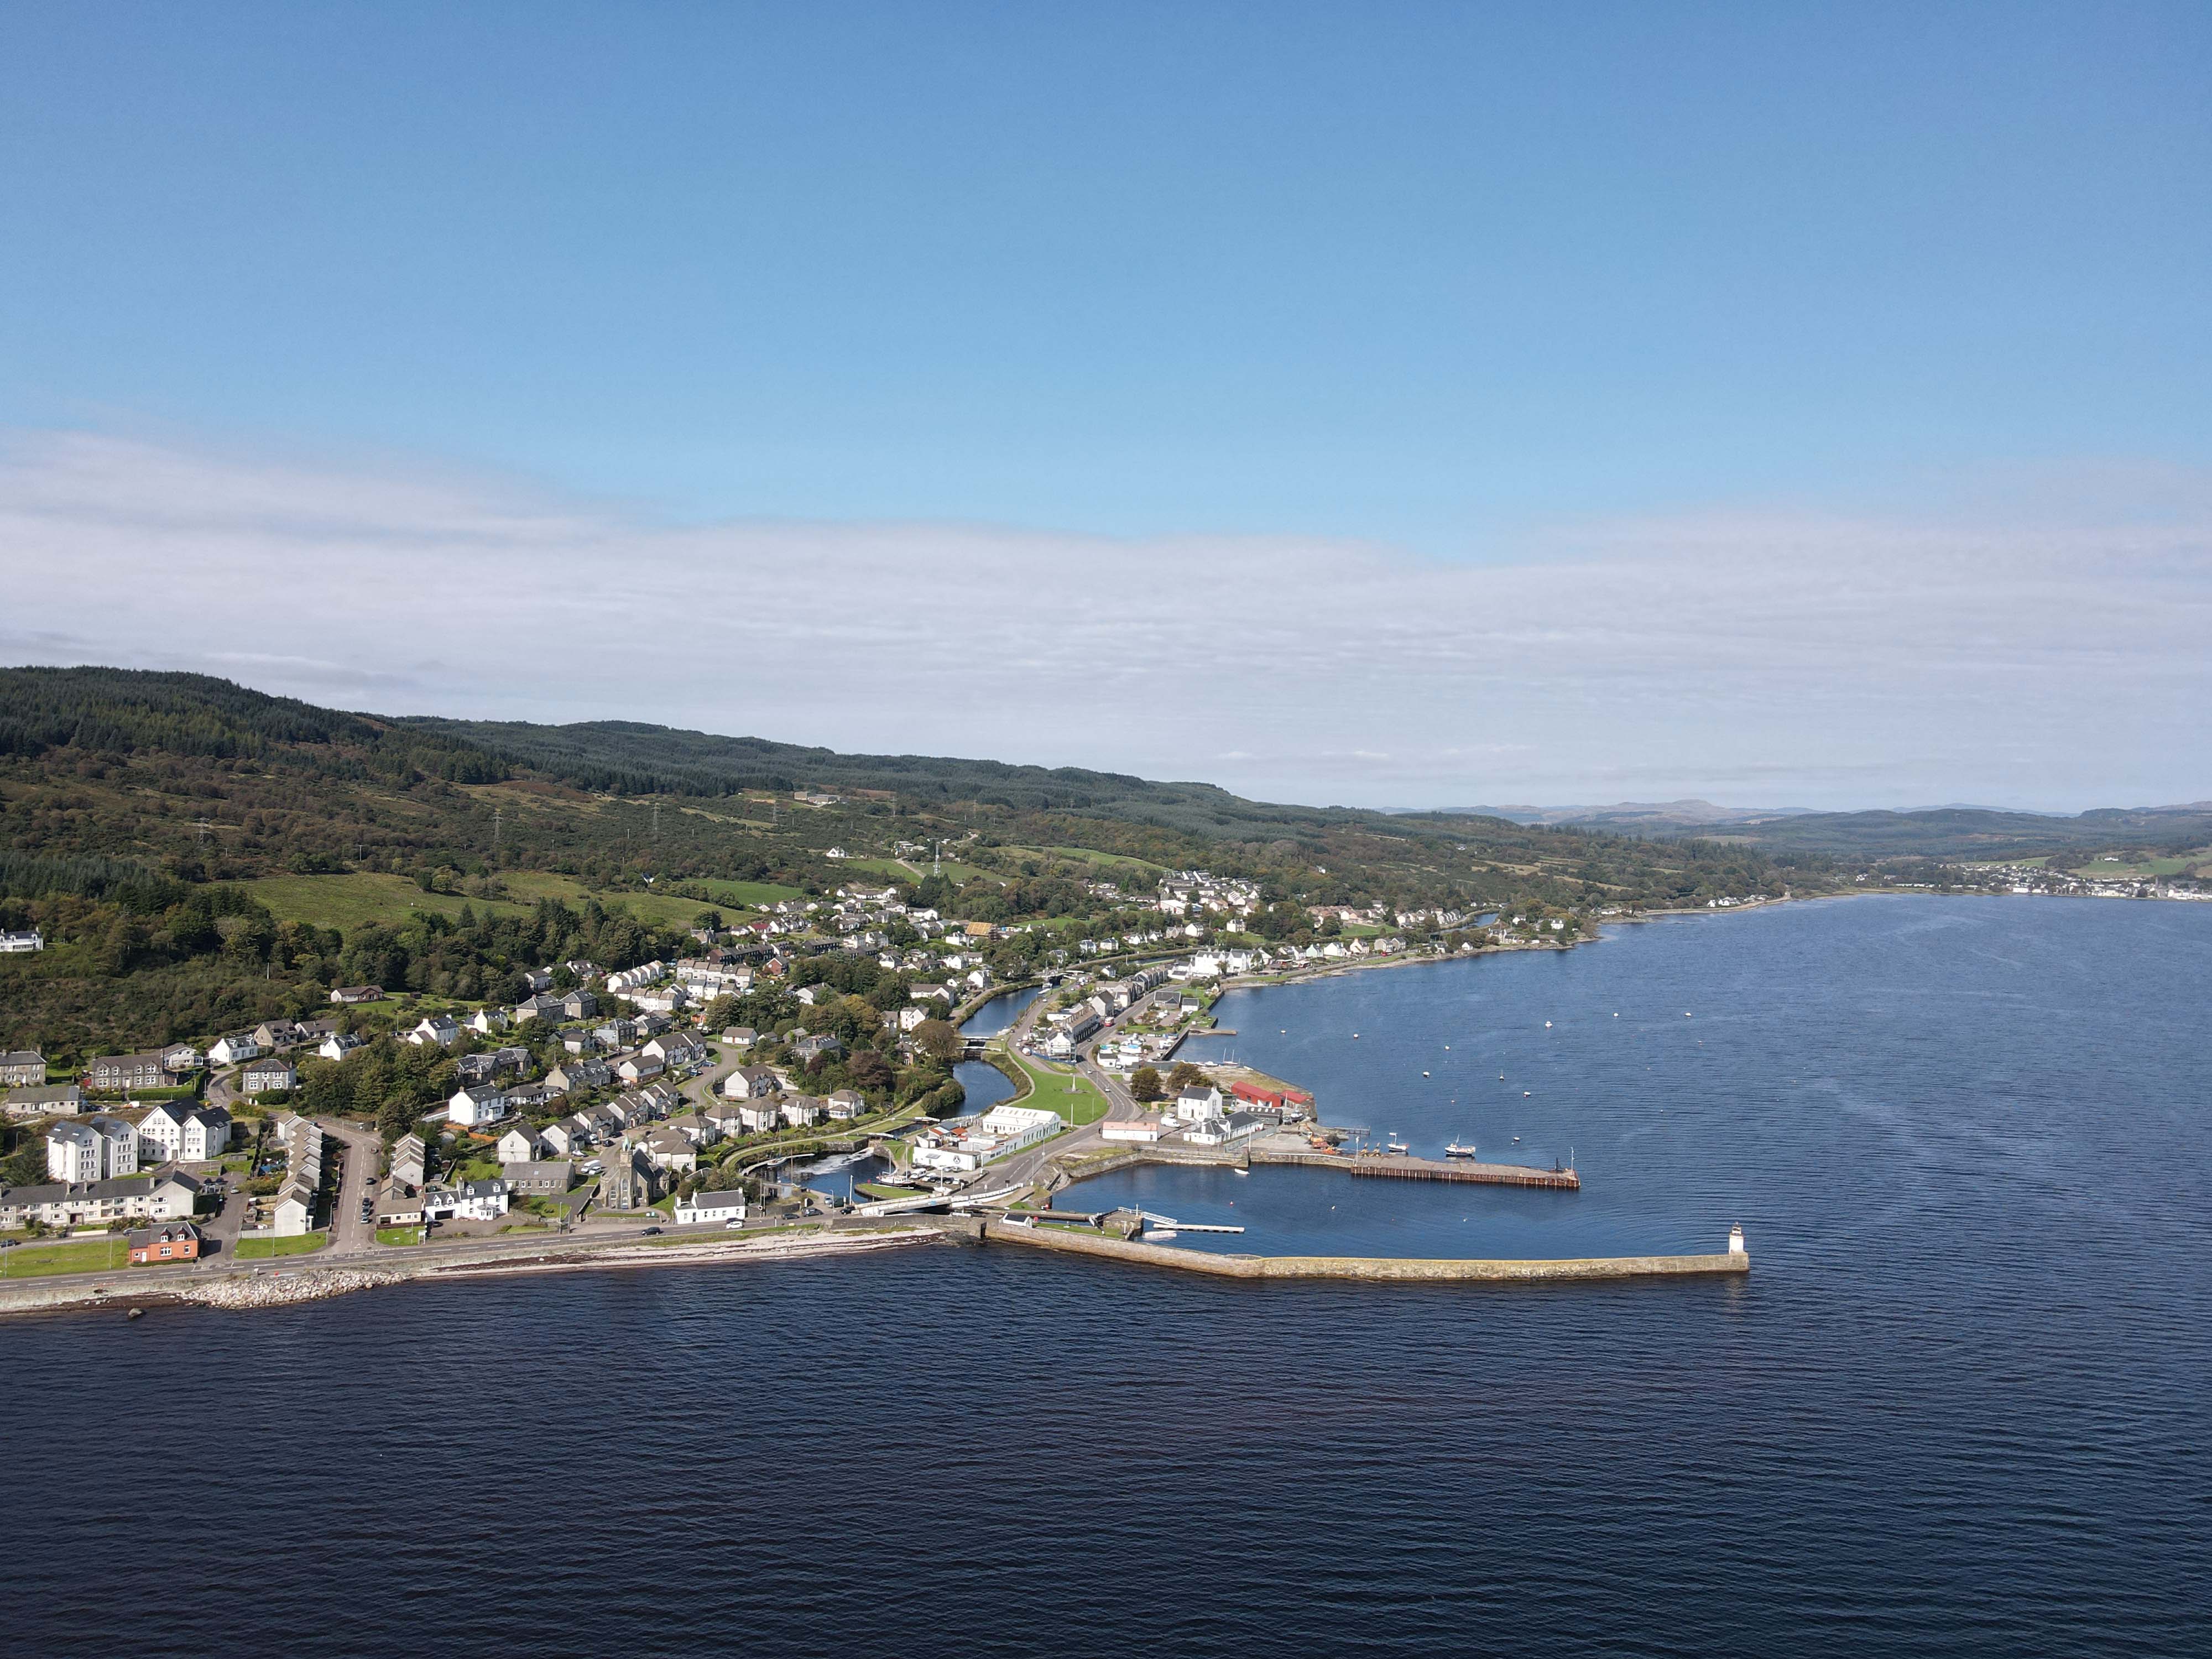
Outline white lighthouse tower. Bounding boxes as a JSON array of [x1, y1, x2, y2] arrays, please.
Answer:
[[1728, 1223, 1746, 1256]]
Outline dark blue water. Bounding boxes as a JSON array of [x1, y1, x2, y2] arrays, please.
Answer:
[[7, 897, 2208, 1656], [960, 983, 1040, 1036], [953, 1057, 1016, 1113]]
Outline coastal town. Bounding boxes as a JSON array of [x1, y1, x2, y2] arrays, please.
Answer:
[[0, 859, 1641, 1303], [8, 791, 2205, 1312]]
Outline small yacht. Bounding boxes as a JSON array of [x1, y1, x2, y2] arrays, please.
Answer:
[[1387, 1140, 1411, 1154], [1444, 1141, 1478, 1159]]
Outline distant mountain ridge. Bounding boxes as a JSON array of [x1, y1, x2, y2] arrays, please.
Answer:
[[1456, 798, 2212, 859], [1454, 800, 1820, 829]]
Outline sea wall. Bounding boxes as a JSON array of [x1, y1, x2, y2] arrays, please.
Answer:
[[0, 1223, 948, 1319], [981, 1219, 1749, 1284]]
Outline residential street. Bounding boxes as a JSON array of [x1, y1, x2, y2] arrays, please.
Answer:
[[317, 1117, 382, 1256]]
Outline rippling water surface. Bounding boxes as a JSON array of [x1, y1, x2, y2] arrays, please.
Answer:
[[7, 897, 2208, 1656]]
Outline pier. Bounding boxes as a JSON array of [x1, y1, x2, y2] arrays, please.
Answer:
[[1251, 1147, 1580, 1190], [979, 1219, 1747, 1284]]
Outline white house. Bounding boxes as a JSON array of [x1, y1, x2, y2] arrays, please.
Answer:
[[495, 1124, 545, 1164], [640, 1126, 698, 1174], [539, 1120, 578, 1157], [423, 1178, 509, 1222], [409, 1015, 461, 1048], [673, 1188, 747, 1226], [135, 1103, 231, 1164], [735, 1100, 782, 1134], [207, 1032, 262, 1066], [466, 1009, 509, 1037], [779, 1097, 823, 1129], [48, 1115, 138, 1182], [270, 1182, 315, 1235], [447, 1083, 508, 1128], [613, 1054, 664, 1086], [1100, 1119, 1165, 1143], [317, 1031, 365, 1062], [721, 1065, 781, 1101], [1173, 1084, 1226, 1122], [0, 1170, 200, 1230]]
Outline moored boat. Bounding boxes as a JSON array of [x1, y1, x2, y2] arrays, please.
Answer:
[[1444, 1142, 1478, 1159]]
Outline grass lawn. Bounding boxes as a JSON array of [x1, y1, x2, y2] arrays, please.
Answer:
[[242, 868, 733, 935], [374, 1226, 424, 1246], [0, 1237, 129, 1277], [1000, 1052, 1110, 1126], [234, 1232, 330, 1259], [857, 1182, 929, 1201], [688, 877, 807, 909]]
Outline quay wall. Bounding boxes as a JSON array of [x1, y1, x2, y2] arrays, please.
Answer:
[[980, 1219, 1749, 1284]]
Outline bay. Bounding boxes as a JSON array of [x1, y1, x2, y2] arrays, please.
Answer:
[[4, 895, 2207, 1657]]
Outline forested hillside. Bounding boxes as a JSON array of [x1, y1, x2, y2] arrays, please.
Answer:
[[1, 665, 1829, 1055]]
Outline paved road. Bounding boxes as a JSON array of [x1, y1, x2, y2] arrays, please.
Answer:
[[317, 1118, 383, 1256]]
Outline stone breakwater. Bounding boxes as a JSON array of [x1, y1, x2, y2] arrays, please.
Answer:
[[178, 1267, 408, 1310], [982, 1219, 1750, 1283]]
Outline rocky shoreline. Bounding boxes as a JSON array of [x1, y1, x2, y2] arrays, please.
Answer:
[[0, 1224, 948, 1319]]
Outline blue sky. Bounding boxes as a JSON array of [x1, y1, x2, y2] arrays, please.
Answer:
[[3, 3, 2208, 806]]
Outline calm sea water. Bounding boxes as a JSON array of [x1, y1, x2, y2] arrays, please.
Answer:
[[6, 897, 2208, 1656]]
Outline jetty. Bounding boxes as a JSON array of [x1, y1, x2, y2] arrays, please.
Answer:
[[1273, 1148, 1579, 1190], [979, 1218, 1747, 1284]]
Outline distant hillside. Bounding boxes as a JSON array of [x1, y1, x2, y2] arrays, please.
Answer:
[[1458, 800, 1819, 831], [1, 665, 1811, 912], [1704, 805, 2212, 861], [0, 665, 1823, 1056], [398, 713, 1331, 838]]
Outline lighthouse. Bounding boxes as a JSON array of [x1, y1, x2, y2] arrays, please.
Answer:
[[1728, 1223, 1746, 1256]]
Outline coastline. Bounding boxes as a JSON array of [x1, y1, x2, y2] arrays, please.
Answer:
[[0, 1221, 950, 1320]]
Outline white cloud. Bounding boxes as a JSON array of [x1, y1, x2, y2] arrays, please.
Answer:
[[2, 427, 2206, 810]]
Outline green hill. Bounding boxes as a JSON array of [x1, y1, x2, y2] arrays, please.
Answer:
[[0, 664, 1820, 1056]]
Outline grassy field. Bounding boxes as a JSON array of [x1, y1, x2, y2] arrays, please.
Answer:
[[857, 1182, 929, 1201], [241, 872, 525, 930], [235, 1232, 330, 1259], [687, 877, 807, 910], [0, 1236, 129, 1277], [836, 854, 998, 885], [1039, 844, 1168, 877], [1000, 1051, 1111, 1126], [374, 1226, 424, 1246], [2075, 853, 2208, 878], [241, 869, 726, 935], [502, 872, 716, 930]]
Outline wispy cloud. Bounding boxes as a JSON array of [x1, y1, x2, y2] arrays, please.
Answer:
[[2, 428, 2206, 810]]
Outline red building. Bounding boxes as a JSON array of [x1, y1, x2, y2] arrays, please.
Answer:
[[127, 1221, 202, 1265]]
